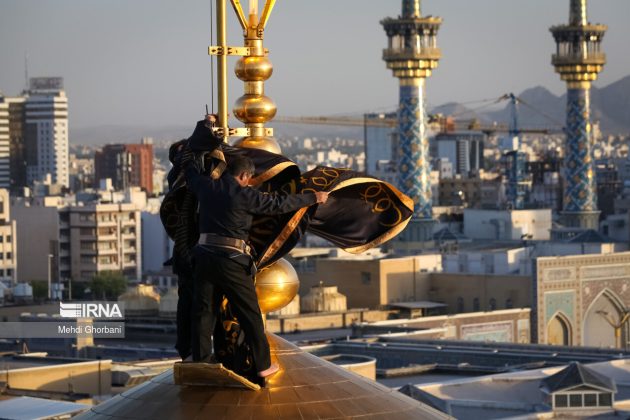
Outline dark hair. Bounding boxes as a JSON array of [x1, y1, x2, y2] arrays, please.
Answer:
[[168, 139, 188, 163], [228, 156, 255, 176]]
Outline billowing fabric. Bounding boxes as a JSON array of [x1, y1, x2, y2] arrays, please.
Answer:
[[161, 126, 413, 376]]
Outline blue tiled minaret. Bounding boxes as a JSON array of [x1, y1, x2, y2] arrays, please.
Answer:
[[381, 0, 441, 242], [551, 0, 606, 229]]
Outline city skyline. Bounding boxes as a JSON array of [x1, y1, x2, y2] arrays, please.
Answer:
[[1, 0, 629, 132]]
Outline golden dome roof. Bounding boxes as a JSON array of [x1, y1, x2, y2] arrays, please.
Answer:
[[75, 334, 451, 419]]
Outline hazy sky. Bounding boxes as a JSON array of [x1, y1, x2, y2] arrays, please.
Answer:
[[1, 1, 629, 130]]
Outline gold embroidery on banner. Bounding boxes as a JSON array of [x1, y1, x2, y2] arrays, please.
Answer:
[[359, 183, 403, 227], [324, 178, 413, 253]]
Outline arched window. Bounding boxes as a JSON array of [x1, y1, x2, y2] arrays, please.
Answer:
[[473, 298, 480, 312], [489, 298, 497, 311], [456, 297, 464, 313], [506, 298, 513, 309], [548, 314, 571, 346]]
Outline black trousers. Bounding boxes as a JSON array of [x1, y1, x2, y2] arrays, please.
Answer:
[[191, 245, 271, 371], [175, 273, 193, 359]]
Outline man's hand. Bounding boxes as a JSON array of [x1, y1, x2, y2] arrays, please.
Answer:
[[314, 191, 329, 204]]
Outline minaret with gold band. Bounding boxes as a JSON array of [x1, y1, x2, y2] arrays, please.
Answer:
[[381, 0, 441, 243], [551, 0, 606, 229]]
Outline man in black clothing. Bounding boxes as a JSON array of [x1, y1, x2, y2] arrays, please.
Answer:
[[164, 117, 224, 361], [186, 155, 328, 378]]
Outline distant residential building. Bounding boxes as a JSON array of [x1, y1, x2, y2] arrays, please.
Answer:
[[371, 160, 397, 186], [364, 112, 396, 175], [59, 203, 142, 283], [152, 166, 166, 196], [0, 189, 17, 285], [432, 131, 485, 177], [602, 213, 630, 243], [528, 158, 562, 210], [95, 139, 154, 195], [433, 157, 453, 180], [595, 160, 622, 217], [439, 175, 492, 208], [11, 195, 142, 295], [69, 154, 94, 192], [11, 196, 63, 286]]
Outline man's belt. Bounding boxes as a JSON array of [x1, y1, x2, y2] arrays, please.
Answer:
[[198, 233, 252, 255]]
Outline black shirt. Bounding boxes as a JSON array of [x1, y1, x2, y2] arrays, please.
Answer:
[[186, 167, 318, 240]]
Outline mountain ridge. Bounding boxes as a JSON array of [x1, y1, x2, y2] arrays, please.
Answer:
[[69, 75, 630, 146]]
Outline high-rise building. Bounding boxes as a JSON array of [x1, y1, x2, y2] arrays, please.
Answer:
[[363, 112, 396, 175], [94, 139, 154, 195], [432, 131, 485, 177], [7, 97, 27, 192], [24, 77, 69, 188]]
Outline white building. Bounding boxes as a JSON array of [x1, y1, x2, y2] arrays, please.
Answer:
[[0, 98, 10, 189], [141, 197, 173, 274], [24, 78, 69, 188], [443, 246, 532, 276], [0, 189, 17, 285], [463, 208, 552, 241]]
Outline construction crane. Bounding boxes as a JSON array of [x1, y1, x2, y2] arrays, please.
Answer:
[[274, 115, 396, 128], [500, 93, 532, 210], [274, 94, 563, 135]]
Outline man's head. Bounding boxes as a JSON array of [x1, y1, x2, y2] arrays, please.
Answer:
[[228, 156, 255, 187]]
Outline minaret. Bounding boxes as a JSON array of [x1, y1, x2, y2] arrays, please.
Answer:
[[381, 0, 441, 243], [551, 0, 606, 229]]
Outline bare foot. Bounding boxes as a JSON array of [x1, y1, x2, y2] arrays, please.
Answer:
[[258, 362, 279, 378]]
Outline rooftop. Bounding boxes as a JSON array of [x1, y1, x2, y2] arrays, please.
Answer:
[[76, 334, 452, 419], [410, 359, 630, 418]]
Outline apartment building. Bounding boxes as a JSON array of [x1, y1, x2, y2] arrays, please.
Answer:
[[59, 203, 141, 283]]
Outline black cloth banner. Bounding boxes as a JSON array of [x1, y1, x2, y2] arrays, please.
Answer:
[[162, 144, 414, 269]]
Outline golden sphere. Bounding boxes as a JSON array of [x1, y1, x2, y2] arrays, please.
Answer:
[[233, 136, 281, 154], [255, 258, 299, 314], [235, 56, 273, 81], [233, 94, 277, 124]]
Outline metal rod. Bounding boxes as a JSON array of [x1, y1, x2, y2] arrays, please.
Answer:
[[230, 0, 248, 30], [258, 0, 276, 30], [217, 0, 228, 136]]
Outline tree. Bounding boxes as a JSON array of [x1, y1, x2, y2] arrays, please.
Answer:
[[90, 271, 128, 300], [31, 280, 48, 300]]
